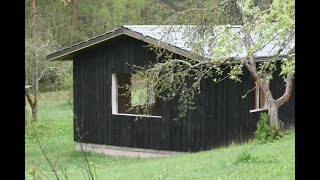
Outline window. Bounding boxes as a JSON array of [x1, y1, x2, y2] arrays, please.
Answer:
[[130, 74, 155, 106], [111, 73, 161, 117], [249, 74, 270, 112], [254, 83, 266, 109]]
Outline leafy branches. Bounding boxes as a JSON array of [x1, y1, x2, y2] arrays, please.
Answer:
[[129, 45, 244, 119], [129, 0, 295, 126]]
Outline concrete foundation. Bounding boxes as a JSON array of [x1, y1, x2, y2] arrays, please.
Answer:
[[76, 143, 184, 158]]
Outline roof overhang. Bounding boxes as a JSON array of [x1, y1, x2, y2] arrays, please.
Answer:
[[46, 26, 208, 62]]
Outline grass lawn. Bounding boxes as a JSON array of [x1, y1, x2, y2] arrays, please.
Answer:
[[25, 91, 295, 179]]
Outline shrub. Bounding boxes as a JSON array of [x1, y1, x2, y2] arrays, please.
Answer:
[[255, 112, 284, 143], [255, 112, 271, 143], [270, 120, 284, 140]]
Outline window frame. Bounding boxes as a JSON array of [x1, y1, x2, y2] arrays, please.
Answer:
[[249, 73, 270, 113], [111, 73, 162, 118]]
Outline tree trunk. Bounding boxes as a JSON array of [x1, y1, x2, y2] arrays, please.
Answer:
[[33, 78, 38, 122], [32, 56, 39, 121], [31, 105, 38, 122], [30, 0, 36, 38], [26, 89, 37, 122], [25, 108, 28, 126], [71, 0, 77, 43], [245, 63, 282, 131], [31, 81, 38, 122], [72, 0, 77, 27], [265, 94, 281, 131], [30, 0, 38, 121], [25, 102, 27, 127]]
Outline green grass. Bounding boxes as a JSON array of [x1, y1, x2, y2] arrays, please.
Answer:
[[25, 90, 295, 179]]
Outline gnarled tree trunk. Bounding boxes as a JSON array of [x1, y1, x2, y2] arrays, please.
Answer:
[[266, 97, 280, 130], [260, 73, 294, 131]]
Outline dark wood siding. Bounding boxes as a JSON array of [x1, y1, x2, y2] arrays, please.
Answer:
[[73, 35, 295, 152]]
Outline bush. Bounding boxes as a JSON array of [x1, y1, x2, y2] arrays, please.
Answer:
[[255, 112, 284, 143], [255, 113, 271, 143], [270, 120, 284, 140]]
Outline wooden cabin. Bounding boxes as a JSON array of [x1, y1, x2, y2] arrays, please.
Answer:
[[47, 25, 295, 156]]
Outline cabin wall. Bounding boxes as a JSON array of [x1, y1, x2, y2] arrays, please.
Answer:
[[73, 36, 294, 152]]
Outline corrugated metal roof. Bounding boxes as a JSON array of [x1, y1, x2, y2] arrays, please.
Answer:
[[123, 25, 294, 59], [47, 25, 294, 61]]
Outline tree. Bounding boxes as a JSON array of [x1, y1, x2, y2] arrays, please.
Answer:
[[25, 35, 57, 121], [27, 0, 40, 121], [25, 0, 162, 121], [26, 0, 63, 121], [235, 0, 295, 130], [71, 0, 77, 43], [72, 0, 77, 28], [30, 0, 36, 38], [130, 0, 295, 131]]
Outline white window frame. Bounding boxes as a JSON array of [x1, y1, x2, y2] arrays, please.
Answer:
[[111, 73, 118, 114], [111, 73, 162, 118]]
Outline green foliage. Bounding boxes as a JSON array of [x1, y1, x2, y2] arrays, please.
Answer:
[[233, 151, 278, 165], [228, 64, 243, 82], [130, 73, 154, 106], [127, 53, 202, 119], [257, 61, 277, 79], [255, 112, 271, 143], [255, 112, 284, 143], [234, 151, 258, 164], [280, 58, 295, 81], [270, 120, 284, 140], [73, 0, 160, 43], [129, 0, 295, 121], [27, 165, 41, 180], [38, 63, 73, 92], [25, 0, 165, 93]]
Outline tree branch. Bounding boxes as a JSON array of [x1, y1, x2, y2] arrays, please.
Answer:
[[275, 73, 294, 107], [170, 59, 211, 68], [26, 90, 35, 109]]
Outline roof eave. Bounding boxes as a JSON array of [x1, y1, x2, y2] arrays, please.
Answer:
[[121, 28, 208, 62], [46, 27, 209, 62], [46, 27, 126, 61]]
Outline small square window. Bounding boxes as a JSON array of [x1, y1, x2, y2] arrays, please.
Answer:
[[111, 73, 161, 117]]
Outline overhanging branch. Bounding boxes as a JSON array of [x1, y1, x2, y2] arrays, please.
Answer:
[[275, 73, 294, 107]]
